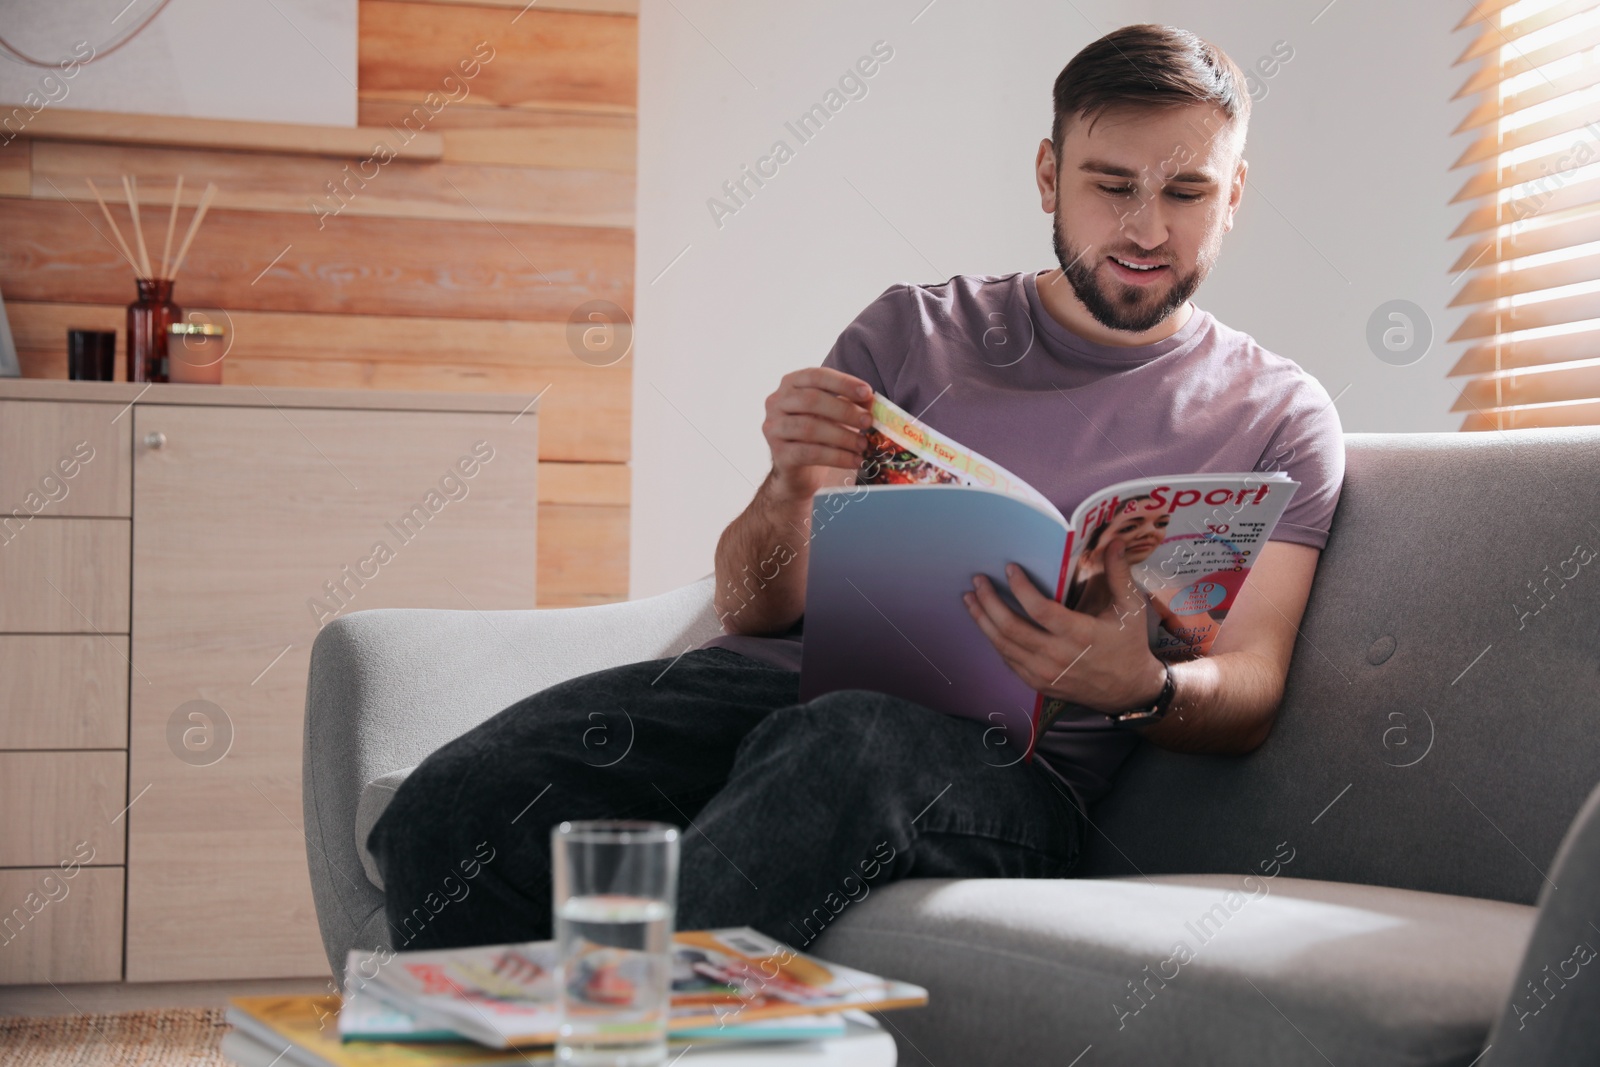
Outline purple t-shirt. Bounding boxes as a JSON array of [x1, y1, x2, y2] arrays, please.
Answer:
[[699, 270, 1344, 807]]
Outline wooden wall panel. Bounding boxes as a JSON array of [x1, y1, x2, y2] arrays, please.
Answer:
[[225, 360, 627, 463], [0, 141, 28, 196], [541, 456, 628, 608], [538, 459, 627, 505], [356, 100, 636, 171], [539, 502, 628, 606], [9, 303, 126, 379], [0, 200, 632, 322], [360, 1, 637, 111], [434, 122, 636, 172]]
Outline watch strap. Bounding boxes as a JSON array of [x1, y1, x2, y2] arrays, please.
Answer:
[[1111, 663, 1176, 727]]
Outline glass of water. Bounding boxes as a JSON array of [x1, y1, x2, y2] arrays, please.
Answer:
[[552, 820, 679, 1067]]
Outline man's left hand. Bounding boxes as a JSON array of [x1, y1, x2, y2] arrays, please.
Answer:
[[962, 536, 1166, 716]]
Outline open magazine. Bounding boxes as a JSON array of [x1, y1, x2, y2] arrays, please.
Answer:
[[342, 926, 926, 1050], [797, 393, 1298, 759]]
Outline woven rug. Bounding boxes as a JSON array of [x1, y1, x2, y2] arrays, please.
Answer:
[[0, 1008, 230, 1066]]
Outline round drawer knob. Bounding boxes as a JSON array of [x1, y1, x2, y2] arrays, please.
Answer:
[[145, 431, 167, 449]]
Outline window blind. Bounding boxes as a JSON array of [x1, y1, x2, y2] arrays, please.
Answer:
[[1450, 0, 1600, 429]]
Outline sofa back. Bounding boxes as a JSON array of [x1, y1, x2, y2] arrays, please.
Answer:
[[1076, 428, 1600, 905]]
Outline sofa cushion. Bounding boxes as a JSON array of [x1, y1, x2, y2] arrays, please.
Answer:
[[355, 767, 414, 890], [811, 875, 1533, 1067]]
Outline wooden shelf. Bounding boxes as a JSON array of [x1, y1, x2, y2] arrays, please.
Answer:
[[11, 107, 443, 162], [357, 89, 636, 119], [0, 378, 539, 415]]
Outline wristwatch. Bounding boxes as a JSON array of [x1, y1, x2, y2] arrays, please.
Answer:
[[1110, 663, 1176, 728]]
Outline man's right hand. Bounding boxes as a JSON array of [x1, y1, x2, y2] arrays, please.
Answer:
[[713, 367, 876, 636], [761, 367, 876, 507]]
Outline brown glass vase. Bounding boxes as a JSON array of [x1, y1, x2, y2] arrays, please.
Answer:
[[127, 278, 180, 383]]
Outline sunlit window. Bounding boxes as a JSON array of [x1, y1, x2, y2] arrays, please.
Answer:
[[1449, 0, 1600, 428]]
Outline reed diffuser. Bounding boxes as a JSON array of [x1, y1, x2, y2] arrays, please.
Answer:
[[87, 175, 217, 383]]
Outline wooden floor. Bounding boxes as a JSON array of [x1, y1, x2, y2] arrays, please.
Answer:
[[0, 976, 331, 1019]]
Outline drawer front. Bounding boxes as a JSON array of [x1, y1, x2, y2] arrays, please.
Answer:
[[0, 518, 129, 632], [0, 866, 123, 983], [0, 399, 132, 519], [0, 752, 126, 866], [0, 635, 129, 749]]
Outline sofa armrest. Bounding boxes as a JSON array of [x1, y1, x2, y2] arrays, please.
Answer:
[[302, 576, 721, 975], [1485, 780, 1600, 1064]]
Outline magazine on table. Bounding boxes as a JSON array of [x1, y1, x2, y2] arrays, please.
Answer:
[[797, 392, 1298, 759], [224, 995, 544, 1067], [336, 925, 925, 1050]]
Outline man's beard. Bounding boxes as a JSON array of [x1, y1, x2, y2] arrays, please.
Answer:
[[1052, 212, 1208, 335]]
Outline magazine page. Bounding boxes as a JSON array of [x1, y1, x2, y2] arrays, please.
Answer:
[[1062, 473, 1299, 661], [859, 393, 1059, 517], [667, 926, 926, 1029], [360, 943, 563, 1048], [353, 927, 926, 1048]]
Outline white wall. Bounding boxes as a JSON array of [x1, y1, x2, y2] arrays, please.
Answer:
[[1145, 0, 1466, 433], [0, 0, 356, 126], [632, 0, 1465, 599]]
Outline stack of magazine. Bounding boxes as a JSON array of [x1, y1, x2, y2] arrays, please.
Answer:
[[222, 927, 927, 1065]]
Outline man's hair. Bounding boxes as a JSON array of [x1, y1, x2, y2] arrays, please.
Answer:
[[1050, 24, 1250, 153]]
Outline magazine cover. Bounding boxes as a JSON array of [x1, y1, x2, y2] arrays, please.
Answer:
[[226, 996, 541, 1066], [798, 394, 1298, 755], [1060, 476, 1294, 662]]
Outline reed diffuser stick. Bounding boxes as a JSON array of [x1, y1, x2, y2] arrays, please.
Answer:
[[85, 178, 141, 275], [167, 182, 217, 281], [160, 175, 184, 279], [122, 175, 154, 278]]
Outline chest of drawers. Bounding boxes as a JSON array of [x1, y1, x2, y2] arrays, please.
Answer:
[[0, 381, 537, 982]]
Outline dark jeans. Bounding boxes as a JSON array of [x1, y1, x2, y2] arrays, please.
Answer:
[[367, 647, 1087, 952]]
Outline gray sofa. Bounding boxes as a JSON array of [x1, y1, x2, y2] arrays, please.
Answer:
[[304, 429, 1600, 1066]]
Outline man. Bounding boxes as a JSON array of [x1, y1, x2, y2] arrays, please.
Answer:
[[369, 24, 1342, 953]]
